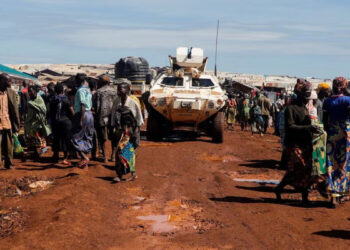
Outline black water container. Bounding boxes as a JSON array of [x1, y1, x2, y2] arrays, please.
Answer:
[[115, 57, 149, 82]]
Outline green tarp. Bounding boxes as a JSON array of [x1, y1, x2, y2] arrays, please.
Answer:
[[0, 64, 37, 81]]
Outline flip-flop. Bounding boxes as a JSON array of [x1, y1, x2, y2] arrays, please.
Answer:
[[40, 147, 49, 155], [62, 160, 72, 166]]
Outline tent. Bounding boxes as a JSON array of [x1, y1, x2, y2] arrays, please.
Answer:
[[0, 64, 38, 82]]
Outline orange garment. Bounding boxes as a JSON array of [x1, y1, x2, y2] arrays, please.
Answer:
[[0, 92, 12, 130]]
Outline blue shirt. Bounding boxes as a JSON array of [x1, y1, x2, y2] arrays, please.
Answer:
[[323, 95, 350, 122], [74, 85, 92, 113]]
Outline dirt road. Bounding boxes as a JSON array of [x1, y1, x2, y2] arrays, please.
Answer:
[[1, 128, 350, 249]]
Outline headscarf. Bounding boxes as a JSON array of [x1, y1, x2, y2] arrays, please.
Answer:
[[294, 78, 312, 95], [332, 77, 347, 94], [317, 82, 330, 93]]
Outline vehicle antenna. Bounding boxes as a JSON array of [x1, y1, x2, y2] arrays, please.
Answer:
[[214, 19, 219, 77]]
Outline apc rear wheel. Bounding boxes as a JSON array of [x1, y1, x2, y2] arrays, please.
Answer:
[[147, 111, 162, 141], [212, 112, 224, 143]]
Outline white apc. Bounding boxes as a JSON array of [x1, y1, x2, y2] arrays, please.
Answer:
[[147, 47, 225, 143]]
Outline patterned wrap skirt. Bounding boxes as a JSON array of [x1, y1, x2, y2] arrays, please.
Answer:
[[285, 147, 313, 190], [326, 120, 350, 194], [312, 129, 327, 176], [226, 107, 237, 125], [70, 111, 94, 154], [116, 131, 136, 176]]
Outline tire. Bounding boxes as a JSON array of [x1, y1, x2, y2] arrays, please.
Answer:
[[211, 112, 224, 143], [147, 110, 162, 141]]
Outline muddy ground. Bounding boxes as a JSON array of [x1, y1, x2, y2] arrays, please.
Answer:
[[1, 127, 350, 249]]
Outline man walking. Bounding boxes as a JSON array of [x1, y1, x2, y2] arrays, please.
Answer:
[[93, 74, 118, 162], [0, 74, 20, 169], [258, 92, 272, 133]]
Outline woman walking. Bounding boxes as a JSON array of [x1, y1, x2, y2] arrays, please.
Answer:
[[323, 77, 350, 206], [49, 83, 74, 164], [70, 74, 94, 169], [24, 85, 51, 159], [275, 79, 326, 204]]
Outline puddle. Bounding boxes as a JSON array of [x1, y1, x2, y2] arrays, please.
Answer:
[[137, 215, 174, 233]]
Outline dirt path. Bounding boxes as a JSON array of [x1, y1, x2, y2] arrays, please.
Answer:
[[1, 128, 350, 249]]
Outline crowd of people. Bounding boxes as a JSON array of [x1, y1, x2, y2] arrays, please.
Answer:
[[0, 73, 143, 183], [1, 70, 350, 205], [225, 77, 350, 207], [224, 90, 274, 135]]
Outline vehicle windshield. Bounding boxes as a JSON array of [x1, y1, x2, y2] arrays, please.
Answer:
[[161, 77, 183, 86], [191, 78, 214, 87]]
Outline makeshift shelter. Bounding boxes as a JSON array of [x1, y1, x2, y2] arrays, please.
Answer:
[[0, 64, 38, 83], [223, 78, 258, 94]]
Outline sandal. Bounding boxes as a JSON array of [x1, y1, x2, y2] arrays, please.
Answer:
[[62, 159, 72, 166], [77, 159, 89, 169]]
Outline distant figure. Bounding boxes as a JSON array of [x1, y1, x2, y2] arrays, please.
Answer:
[[250, 99, 264, 136], [225, 95, 237, 131], [0, 74, 20, 169], [258, 92, 272, 133], [110, 81, 144, 182], [238, 93, 250, 131], [315, 83, 331, 122], [20, 81, 29, 121]]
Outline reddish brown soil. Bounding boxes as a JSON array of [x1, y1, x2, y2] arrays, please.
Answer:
[[1, 127, 350, 249]]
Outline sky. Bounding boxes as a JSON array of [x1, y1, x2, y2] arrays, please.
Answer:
[[0, 0, 349, 78]]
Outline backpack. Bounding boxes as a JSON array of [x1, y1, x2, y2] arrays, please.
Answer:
[[112, 105, 137, 130]]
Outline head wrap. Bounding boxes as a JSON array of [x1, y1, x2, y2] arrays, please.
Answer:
[[317, 82, 330, 92], [114, 78, 131, 86], [294, 78, 312, 95]]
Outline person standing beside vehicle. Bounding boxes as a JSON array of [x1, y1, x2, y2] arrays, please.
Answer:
[[110, 81, 144, 182]]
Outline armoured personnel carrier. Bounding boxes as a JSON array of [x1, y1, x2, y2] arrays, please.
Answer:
[[147, 47, 226, 143]]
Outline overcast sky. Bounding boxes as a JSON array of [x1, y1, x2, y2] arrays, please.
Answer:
[[0, 0, 349, 78]]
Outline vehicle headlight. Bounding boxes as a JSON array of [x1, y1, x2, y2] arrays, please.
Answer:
[[157, 98, 166, 106], [208, 101, 215, 109]]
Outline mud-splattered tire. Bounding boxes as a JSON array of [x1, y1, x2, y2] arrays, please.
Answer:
[[212, 112, 224, 143], [147, 110, 162, 141]]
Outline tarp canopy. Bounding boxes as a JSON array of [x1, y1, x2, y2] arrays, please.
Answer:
[[0, 64, 38, 82]]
